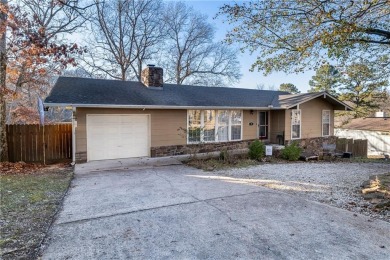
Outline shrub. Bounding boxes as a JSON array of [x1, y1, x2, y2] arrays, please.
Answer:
[[248, 140, 265, 160], [281, 142, 302, 161], [219, 148, 230, 162]]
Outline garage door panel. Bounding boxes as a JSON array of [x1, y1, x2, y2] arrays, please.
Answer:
[[87, 115, 150, 161]]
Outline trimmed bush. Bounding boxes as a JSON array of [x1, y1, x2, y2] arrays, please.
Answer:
[[281, 142, 302, 161], [248, 140, 265, 160]]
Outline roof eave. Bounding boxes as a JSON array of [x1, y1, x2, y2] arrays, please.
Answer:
[[285, 92, 353, 111], [43, 103, 286, 110]]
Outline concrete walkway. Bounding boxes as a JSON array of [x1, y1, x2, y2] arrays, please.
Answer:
[[42, 162, 390, 259]]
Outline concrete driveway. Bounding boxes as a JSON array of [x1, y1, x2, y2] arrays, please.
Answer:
[[42, 159, 390, 259]]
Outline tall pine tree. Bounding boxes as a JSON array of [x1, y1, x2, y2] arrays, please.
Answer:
[[309, 64, 340, 95], [339, 63, 388, 118], [279, 83, 300, 94]]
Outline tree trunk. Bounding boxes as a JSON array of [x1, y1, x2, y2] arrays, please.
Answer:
[[0, 0, 8, 162]]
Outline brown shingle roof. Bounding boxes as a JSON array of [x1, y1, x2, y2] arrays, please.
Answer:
[[341, 117, 390, 132]]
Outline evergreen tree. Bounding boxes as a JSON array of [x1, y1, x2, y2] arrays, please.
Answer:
[[338, 63, 388, 118], [309, 64, 340, 95], [279, 83, 300, 94]]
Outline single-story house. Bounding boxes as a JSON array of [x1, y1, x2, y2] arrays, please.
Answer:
[[335, 114, 390, 156], [44, 66, 352, 163]]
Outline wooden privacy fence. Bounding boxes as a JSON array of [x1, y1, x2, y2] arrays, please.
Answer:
[[336, 137, 368, 158], [6, 124, 72, 163]]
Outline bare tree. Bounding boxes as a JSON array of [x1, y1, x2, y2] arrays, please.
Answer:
[[8, 0, 87, 92], [161, 1, 240, 87], [82, 0, 164, 81], [0, 0, 88, 160], [256, 83, 265, 90], [5, 0, 87, 124], [0, 0, 9, 161]]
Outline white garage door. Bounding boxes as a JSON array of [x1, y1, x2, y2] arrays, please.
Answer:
[[87, 114, 150, 161]]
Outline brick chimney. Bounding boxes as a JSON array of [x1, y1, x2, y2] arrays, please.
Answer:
[[141, 64, 163, 88]]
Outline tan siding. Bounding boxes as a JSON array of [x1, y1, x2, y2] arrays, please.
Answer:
[[284, 98, 334, 140], [76, 108, 258, 156], [300, 98, 334, 139], [285, 109, 292, 141], [75, 108, 187, 155], [269, 110, 285, 143], [243, 110, 257, 140]]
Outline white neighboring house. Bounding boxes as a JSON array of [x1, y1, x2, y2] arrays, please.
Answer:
[[335, 112, 390, 156]]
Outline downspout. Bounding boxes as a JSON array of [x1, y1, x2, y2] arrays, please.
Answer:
[[71, 106, 77, 165]]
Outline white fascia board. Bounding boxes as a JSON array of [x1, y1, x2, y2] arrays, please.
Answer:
[[285, 92, 353, 111]]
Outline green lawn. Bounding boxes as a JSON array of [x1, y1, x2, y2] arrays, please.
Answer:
[[0, 166, 73, 259]]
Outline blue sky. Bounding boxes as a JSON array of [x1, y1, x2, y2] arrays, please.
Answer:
[[173, 0, 315, 92]]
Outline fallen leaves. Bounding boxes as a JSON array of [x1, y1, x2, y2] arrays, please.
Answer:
[[0, 162, 45, 175]]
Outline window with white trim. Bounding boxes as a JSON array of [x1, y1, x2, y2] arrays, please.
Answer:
[[322, 110, 330, 136], [204, 110, 216, 142], [231, 110, 242, 140], [291, 109, 301, 139], [188, 110, 201, 142], [187, 110, 242, 143], [217, 110, 229, 141]]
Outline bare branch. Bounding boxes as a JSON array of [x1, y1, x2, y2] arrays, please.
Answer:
[[162, 2, 241, 87]]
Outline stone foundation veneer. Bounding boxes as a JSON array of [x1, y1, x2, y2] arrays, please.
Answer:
[[285, 136, 337, 156], [76, 137, 337, 162], [75, 140, 257, 162], [75, 152, 87, 163], [151, 140, 257, 157]]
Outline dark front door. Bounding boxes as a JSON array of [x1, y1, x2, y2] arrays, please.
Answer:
[[259, 111, 268, 140]]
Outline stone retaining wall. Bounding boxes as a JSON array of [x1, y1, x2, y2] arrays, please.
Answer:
[[151, 140, 257, 157], [285, 136, 337, 155]]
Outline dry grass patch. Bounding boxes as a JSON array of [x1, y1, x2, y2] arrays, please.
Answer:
[[0, 164, 73, 260]]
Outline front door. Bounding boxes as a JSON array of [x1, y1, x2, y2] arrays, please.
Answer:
[[259, 111, 268, 140]]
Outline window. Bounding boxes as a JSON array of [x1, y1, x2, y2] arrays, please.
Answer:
[[204, 110, 216, 142], [231, 110, 242, 140], [322, 110, 330, 136], [187, 110, 242, 143], [291, 109, 301, 139], [217, 110, 229, 141], [188, 110, 201, 142]]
